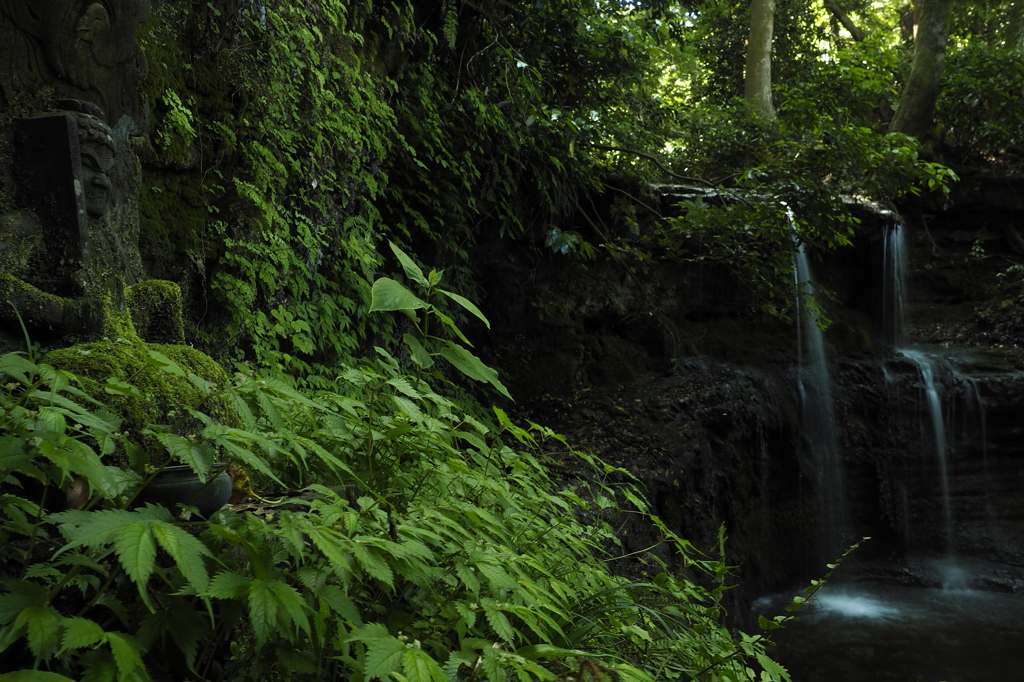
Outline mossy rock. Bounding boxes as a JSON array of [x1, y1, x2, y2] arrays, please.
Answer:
[[44, 340, 236, 466], [126, 279, 185, 344]]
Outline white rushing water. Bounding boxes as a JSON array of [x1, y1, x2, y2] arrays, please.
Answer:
[[884, 223, 956, 554], [793, 237, 848, 558]]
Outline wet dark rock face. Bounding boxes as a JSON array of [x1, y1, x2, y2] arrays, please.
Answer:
[[483, 171, 1024, 624]]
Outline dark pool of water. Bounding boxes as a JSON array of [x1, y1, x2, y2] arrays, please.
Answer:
[[754, 577, 1024, 682]]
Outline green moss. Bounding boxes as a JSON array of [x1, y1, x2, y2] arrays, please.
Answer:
[[0, 273, 100, 337], [126, 279, 185, 344], [43, 339, 235, 466], [137, 172, 209, 279]]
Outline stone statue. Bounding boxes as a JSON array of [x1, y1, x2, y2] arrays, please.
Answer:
[[0, 0, 151, 132], [0, 100, 180, 347]]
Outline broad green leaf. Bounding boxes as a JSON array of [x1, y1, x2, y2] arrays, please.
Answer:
[[105, 631, 145, 682], [247, 578, 275, 643], [156, 434, 214, 481], [17, 605, 62, 659], [0, 672, 78, 681], [364, 634, 405, 680], [113, 521, 157, 587], [389, 242, 430, 288], [103, 377, 143, 400], [0, 352, 39, 384], [438, 289, 490, 328], [612, 664, 656, 682], [433, 311, 471, 345], [206, 571, 250, 600], [484, 607, 515, 644], [145, 350, 186, 377], [0, 580, 48, 625], [149, 522, 212, 592], [60, 617, 106, 653], [437, 342, 512, 400], [402, 334, 434, 369], [402, 647, 448, 682], [368, 278, 428, 314], [515, 644, 589, 660]]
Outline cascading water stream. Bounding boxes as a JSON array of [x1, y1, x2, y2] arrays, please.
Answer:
[[883, 223, 962, 556], [793, 235, 848, 559], [897, 348, 953, 551]]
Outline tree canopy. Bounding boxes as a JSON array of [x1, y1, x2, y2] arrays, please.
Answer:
[[135, 0, 1019, 376]]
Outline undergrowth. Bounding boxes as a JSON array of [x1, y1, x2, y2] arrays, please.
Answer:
[[0, 255, 813, 682]]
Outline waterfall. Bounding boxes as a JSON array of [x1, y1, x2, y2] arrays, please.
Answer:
[[881, 221, 907, 348], [793, 239, 848, 559], [897, 348, 953, 551], [883, 223, 958, 556]]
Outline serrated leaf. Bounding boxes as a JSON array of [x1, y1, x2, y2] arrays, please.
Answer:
[[105, 631, 145, 682], [389, 242, 430, 287], [206, 571, 250, 600], [156, 434, 213, 481], [438, 289, 490, 328], [351, 542, 394, 588], [268, 579, 310, 638], [52, 508, 136, 553], [149, 522, 212, 592], [368, 278, 428, 313], [17, 605, 62, 659], [386, 376, 421, 399], [756, 651, 792, 682], [0, 672, 78, 681], [403, 647, 448, 682], [319, 585, 362, 626], [60, 617, 106, 653], [484, 608, 515, 644], [364, 635, 405, 680], [437, 342, 512, 400], [113, 521, 156, 587], [454, 601, 477, 630], [392, 395, 424, 423], [0, 580, 48, 625], [306, 527, 355, 582], [247, 579, 274, 643], [480, 645, 503, 682]]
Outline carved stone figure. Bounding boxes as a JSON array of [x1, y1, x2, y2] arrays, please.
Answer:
[[0, 101, 180, 346], [0, 0, 151, 131]]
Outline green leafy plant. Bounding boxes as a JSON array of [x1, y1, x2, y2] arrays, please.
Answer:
[[0, 262, 807, 681], [368, 242, 511, 400]]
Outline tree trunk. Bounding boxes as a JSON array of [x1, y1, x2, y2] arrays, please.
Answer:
[[888, 0, 956, 140], [1009, 0, 1024, 51], [823, 0, 865, 42], [744, 0, 776, 120]]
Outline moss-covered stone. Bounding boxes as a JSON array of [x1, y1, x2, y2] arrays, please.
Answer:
[[43, 339, 235, 467], [0, 273, 101, 341], [126, 279, 185, 344]]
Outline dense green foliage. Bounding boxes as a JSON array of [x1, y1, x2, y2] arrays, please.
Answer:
[[3, 0, 1021, 679], [0, 279, 809, 681]]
